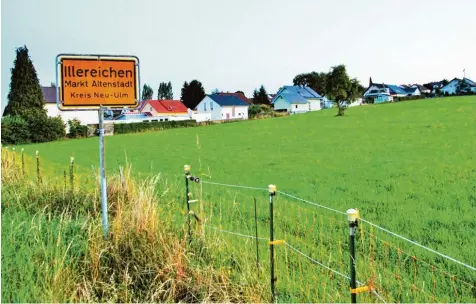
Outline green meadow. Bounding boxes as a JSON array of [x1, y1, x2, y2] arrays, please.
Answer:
[[5, 96, 476, 302]]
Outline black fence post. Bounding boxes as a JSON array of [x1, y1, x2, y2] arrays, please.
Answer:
[[347, 208, 359, 304], [184, 165, 200, 243], [268, 184, 277, 302], [184, 165, 191, 241]]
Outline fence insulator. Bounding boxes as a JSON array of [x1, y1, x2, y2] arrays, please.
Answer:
[[350, 286, 370, 294]]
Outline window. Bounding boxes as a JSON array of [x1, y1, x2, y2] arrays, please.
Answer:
[[160, 119, 163, 122], [295, 105, 298, 109], [165, 118, 169, 121], [210, 102, 213, 110]]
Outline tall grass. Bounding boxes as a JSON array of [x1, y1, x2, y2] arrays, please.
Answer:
[[1, 149, 267, 303]]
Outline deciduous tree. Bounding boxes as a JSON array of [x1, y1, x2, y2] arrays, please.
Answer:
[[325, 65, 362, 116]]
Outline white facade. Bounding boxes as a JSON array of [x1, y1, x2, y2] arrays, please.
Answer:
[[187, 109, 212, 122], [289, 103, 309, 114], [308, 99, 322, 111], [411, 85, 430, 94], [408, 88, 421, 96], [273, 96, 321, 114], [45, 103, 98, 132], [195, 96, 248, 121]]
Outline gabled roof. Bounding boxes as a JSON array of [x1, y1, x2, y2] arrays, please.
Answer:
[[281, 85, 322, 98], [41, 86, 56, 103], [463, 77, 475, 86], [413, 84, 429, 91], [144, 100, 189, 113], [216, 92, 250, 104], [279, 93, 308, 104], [405, 87, 418, 94], [208, 94, 249, 106], [368, 83, 408, 95], [271, 85, 322, 104]]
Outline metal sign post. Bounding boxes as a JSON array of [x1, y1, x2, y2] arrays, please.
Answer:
[[98, 106, 108, 239], [55, 54, 140, 240]]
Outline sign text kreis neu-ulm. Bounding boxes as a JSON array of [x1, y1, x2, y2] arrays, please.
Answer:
[[61, 58, 137, 106]]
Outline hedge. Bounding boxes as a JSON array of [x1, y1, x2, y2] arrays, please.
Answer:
[[114, 119, 198, 134]]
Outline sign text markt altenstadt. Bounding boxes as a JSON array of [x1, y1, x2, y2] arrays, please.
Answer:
[[57, 55, 139, 109]]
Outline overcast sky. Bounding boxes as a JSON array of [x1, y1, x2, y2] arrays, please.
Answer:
[[2, 0, 475, 112]]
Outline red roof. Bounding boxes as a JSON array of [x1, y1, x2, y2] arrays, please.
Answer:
[[142, 100, 188, 113], [217, 92, 250, 104]]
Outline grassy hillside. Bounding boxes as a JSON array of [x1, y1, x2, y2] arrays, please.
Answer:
[[6, 96, 476, 302], [19, 96, 476, 255]]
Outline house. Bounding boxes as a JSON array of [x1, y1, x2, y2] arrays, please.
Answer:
[[364, 81, 409, 99], [139, 100, 190, 121], [404, 87, 421, 96], [194, 94, 249, 121], [41, 86, 99, 132], [271, 85, 323, 114], [410, 84, 430, 94], [440, 78, 476, 95], [423, 81, 446, 94]]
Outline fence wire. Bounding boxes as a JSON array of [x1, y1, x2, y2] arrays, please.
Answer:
[[195, 178, 476, 303]]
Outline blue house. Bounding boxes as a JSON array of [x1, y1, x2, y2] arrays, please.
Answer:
[[271, 85, 323, 114]]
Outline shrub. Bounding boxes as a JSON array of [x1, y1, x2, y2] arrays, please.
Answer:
[[26, 114, 66, 143], [248, 104, 275, 119], [1, 115, 30, 144], [114, 119, 197, 134], [67, 118, 88, 138]]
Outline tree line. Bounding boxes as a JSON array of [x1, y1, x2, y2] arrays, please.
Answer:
[[1, 45, 365, 146]]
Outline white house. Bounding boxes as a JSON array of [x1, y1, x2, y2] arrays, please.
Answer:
[[441, 78, 476, 95], [404, 87, 421, 96], [195, 94, 249, 121], [410, 84, 430, 94], [42, 86, 98, 132], [271, 85, 323, 114]]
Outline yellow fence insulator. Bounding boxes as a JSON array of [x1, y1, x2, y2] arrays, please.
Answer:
[[350, 286, 370, 294], [268, 240, 285, 245]]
